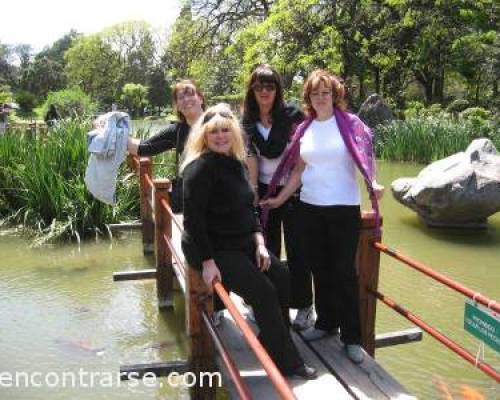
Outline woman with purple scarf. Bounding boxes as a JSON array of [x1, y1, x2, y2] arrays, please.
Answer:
[[260, 70, 384, 364]]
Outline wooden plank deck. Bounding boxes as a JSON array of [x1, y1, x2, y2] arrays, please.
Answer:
[[171, 216, 416, 399]]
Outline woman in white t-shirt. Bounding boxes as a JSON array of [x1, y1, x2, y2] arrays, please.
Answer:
[[261, 70, 384, 364]]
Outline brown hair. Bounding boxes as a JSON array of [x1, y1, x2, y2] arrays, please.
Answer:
[[303, 69, 347, 116], [242, 64, 285, 124], [172, 79, 206, 122]]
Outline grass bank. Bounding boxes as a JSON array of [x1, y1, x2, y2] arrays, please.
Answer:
[[0, 120, 140, 245]]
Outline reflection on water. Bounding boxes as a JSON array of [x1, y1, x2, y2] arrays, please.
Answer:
[[0, 231, 189, 400], [0, 161, 498, 399], [372, 161, 500, 399]]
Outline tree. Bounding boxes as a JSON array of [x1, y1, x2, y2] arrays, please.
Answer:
[[120, 83, 149, 117], [147, 67, 170, 115], [42, 87, 97, 118], [192, 0, 274, 45], [102, 21, 157, 87], [64, 35, 121, 106]]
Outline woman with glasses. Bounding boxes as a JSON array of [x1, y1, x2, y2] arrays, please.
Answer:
[[261, 70, 384, 364], [242, 64, 314, 331], [181, 104, 317, 379], [127, 79, 205, 157]]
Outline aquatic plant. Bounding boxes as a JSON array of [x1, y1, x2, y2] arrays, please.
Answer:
[[0, 119, 139, 244], [375, 115, 500, 163]]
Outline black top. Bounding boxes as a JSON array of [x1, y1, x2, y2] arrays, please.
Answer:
[[242, 104, 304, 159], [182, 152, 261, 267], [137, 121, 190, 157]]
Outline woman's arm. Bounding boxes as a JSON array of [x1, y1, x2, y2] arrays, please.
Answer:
[[133, 124, 178, 157], [260, 157, 305, 209], [247, 154, 259, 204], [253, 232, 270, 272]]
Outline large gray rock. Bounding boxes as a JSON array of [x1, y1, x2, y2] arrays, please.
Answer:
[[391, 139, 500, 228], [358, 94, 394, 129]]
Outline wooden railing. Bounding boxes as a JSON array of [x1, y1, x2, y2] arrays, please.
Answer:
[[120, 155, 441, 397]]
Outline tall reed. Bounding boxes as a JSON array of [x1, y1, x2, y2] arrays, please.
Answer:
[[0, 120, 139, 244], [374, 116, 500, 163]]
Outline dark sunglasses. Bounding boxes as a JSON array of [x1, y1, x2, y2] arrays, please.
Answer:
[[252, 83, 276, 92], [202, 111, 232, 125]]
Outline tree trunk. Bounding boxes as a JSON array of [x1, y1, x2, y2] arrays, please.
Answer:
[[375, 68, 381, 94], [433, 68, 444, 103], [359, 72, 366, 103]]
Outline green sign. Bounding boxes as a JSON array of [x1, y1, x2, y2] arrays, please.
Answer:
[[464, 300, 500, 353]]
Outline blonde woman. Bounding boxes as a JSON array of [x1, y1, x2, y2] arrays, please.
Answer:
[[181, 104, 317, 379]]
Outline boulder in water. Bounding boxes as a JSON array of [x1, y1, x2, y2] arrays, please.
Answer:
[[391, 139, 500, 228]]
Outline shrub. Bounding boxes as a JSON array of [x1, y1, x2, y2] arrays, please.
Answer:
[[42, 87, 97, 119], [15, 90, 37, 113], [446, 99, 470, 114], [403, 101, 425, 119], [459, 107, 490, 121]]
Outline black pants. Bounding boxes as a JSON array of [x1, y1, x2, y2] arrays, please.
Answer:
[[300, 202, 362, 345], [183, 239, 303, 373], [259, 182, 313, 309]]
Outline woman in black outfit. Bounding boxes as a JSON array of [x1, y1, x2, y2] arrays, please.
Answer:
[[127, 79, 205, 157], [181, 103, 317, 379], [243, 65, 314, 330]]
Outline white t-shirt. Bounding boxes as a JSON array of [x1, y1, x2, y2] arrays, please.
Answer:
[[300, 115, 360, 206], [256, 122, 288, 185]]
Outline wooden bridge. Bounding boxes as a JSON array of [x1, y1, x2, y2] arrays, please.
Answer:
[[110, 156, 499, 399]]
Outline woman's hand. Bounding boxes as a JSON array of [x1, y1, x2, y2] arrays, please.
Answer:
[[127, 137, 140, 156], [256, 244, 271, 272], [201, 259, 222, 292], [259, 196, 283, 210], [372, 181, 385, 200]]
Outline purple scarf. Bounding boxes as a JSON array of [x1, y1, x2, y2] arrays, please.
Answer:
[[261, 108, 381, 234]]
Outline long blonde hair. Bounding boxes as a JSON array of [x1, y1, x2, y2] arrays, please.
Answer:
[[180, 103, 247, 172]]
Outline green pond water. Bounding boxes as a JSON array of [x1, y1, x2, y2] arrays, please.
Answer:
[[0, 161, 499, 399]]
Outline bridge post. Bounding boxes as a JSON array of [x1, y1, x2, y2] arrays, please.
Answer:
[[154, 179, 174, 308], [186, 267, 216, 400], [357, 210, 382, 357], [139, 157, 154, 254]]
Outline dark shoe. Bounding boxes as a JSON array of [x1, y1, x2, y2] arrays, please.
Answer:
[[292, 306, 316, 331], [345, 344, 364, 364], [284, 363, 318, 380]]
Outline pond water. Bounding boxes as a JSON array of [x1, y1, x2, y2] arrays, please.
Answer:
[[0, 161, 499, 399]]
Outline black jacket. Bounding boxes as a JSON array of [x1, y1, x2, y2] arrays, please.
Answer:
[[242, 103, 304, 159], [137, 121, 190, 157], [182, 152, 261, 268]]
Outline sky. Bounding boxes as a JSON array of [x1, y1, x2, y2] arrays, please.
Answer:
[[1, 0, 182, 52]]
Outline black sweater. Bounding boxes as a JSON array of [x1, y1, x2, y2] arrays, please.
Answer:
[[137, 121, 190, 157], [182, 152, 261, 267]]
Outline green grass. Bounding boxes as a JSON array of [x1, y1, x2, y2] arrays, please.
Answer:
[[0, 119, 140, 245], [375, 116, 500, 163]]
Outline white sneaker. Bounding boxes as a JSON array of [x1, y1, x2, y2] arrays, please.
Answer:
[[212, 310, 224, 327], [346, 344, 364, 364], [292, 306, 316, 331]]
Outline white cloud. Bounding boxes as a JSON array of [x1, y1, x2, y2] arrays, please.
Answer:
[[1, 0, 181, 51]]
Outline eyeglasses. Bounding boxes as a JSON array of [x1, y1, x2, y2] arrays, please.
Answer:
[[310, 90, 333, 98], [252, 83, 276, 93], [202, 111, 232, 125], [176, 90, 197, 102]]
